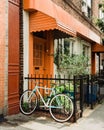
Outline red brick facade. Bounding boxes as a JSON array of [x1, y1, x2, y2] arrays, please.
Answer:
[[0, 0, 8, 115], [92, 0, 100, 18], [51, 0, 101, 36], [0, 0, 20, 115]]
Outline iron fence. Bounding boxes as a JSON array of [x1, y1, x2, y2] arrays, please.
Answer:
[[23, 74, 91, 122], [21, 74, 104, 122]]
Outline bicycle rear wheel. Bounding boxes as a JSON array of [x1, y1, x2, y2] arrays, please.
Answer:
[[20, 90, 37, 115], [49, 94, 74, 122]]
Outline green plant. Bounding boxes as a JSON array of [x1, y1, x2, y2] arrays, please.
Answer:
[[54, 53, 89, 76], [96, 18, 104, 32], [22, 102, 29, 112], [96, 0, 104, 32], [98, 0, 104, 9]]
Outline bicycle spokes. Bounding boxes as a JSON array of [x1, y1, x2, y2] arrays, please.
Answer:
[[20, 90, 37, 115], [49, 94, 74, 122]]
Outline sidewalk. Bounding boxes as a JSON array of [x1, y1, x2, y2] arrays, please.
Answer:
[[0, 101, 104, 130]]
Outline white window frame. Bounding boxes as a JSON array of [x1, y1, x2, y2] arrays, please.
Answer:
[[99, 9, 104, 19], [82, 0, 92, 18]]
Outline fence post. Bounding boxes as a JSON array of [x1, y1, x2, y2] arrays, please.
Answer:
[[80, 75, 83, 117], [91, 75, 94, 109], [86, 75, 90, 106], [73, 76, 77, 122], [27, 74, 29, 90]]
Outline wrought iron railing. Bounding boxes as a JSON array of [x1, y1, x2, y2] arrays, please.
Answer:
[[22, 74, 91, 122], [20, 74, 104, 122]]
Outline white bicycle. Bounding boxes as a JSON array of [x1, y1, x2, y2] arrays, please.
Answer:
[[20, 81, 74, 122]]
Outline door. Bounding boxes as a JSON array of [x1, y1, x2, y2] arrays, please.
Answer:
[[8, 1, 20, 114], [33, 36, 46, 75]]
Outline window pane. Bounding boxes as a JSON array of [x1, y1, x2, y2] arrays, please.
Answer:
[[87, 0, 91, 7], [99, 9, 104, 19], [64, 39, 70, 55]]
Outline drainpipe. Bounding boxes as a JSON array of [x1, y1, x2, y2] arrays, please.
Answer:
[[99, 53, 100, 76], [97, 52, 100, 76]]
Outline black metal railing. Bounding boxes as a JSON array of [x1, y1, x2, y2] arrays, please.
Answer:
[[22, 74, 90, 122], [96, 75, 104, 103], [21, 74, 103, 122]]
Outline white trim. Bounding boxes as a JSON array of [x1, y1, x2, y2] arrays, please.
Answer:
[[23, 11, 29, 91]]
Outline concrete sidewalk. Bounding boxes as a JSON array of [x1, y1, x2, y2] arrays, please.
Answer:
[[0, 101, 104, 130]]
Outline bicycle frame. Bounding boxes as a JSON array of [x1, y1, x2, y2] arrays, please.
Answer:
[[32, 85, 55, 108]]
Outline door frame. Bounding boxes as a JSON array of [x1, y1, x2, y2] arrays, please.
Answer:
[[29, 35, 46, 75], [33, 36, 46, 75]]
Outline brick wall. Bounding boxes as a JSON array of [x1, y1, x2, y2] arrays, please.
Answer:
[[19, 0, 24, 96], [0, 0, 8, 115], [51, 0, 101, 36], [92, 0, 100, 18]]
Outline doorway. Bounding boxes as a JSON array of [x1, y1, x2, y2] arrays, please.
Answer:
[[33, 36, 46, 75]]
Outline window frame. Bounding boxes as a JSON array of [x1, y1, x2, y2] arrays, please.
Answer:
[[82, 0, 92, 18], [99, 8, 104, 19]]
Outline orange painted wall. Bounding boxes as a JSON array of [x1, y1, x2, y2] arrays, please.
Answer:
[[91, 53, 96, 74], [29, 11, 54, 77], [46, 31, 54, 76], [29, 32, 54, 77]]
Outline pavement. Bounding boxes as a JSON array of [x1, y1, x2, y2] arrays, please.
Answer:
[[0, 101, 104, 130]]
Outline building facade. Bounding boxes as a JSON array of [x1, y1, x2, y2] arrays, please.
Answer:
[[23, 0, 104, 77], [0, 0, 104, 116], [0, 0, 20, 116]]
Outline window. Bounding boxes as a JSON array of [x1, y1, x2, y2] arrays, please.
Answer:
[[82, 44, 89, 56], [82, 0, 92, 18], [64, 39, 71, 55], [54, 38, 74, 67], [56, 38, 74, 56], [99, 9, 104, 20], [33, 43, 43, 67]]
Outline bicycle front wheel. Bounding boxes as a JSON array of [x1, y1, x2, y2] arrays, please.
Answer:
[[20, 90, 37, 115], [49, 94, 74, 122]]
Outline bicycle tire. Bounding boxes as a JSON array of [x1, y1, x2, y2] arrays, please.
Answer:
[[20, 90, 37, 115], [49, 94, 74, 122]]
